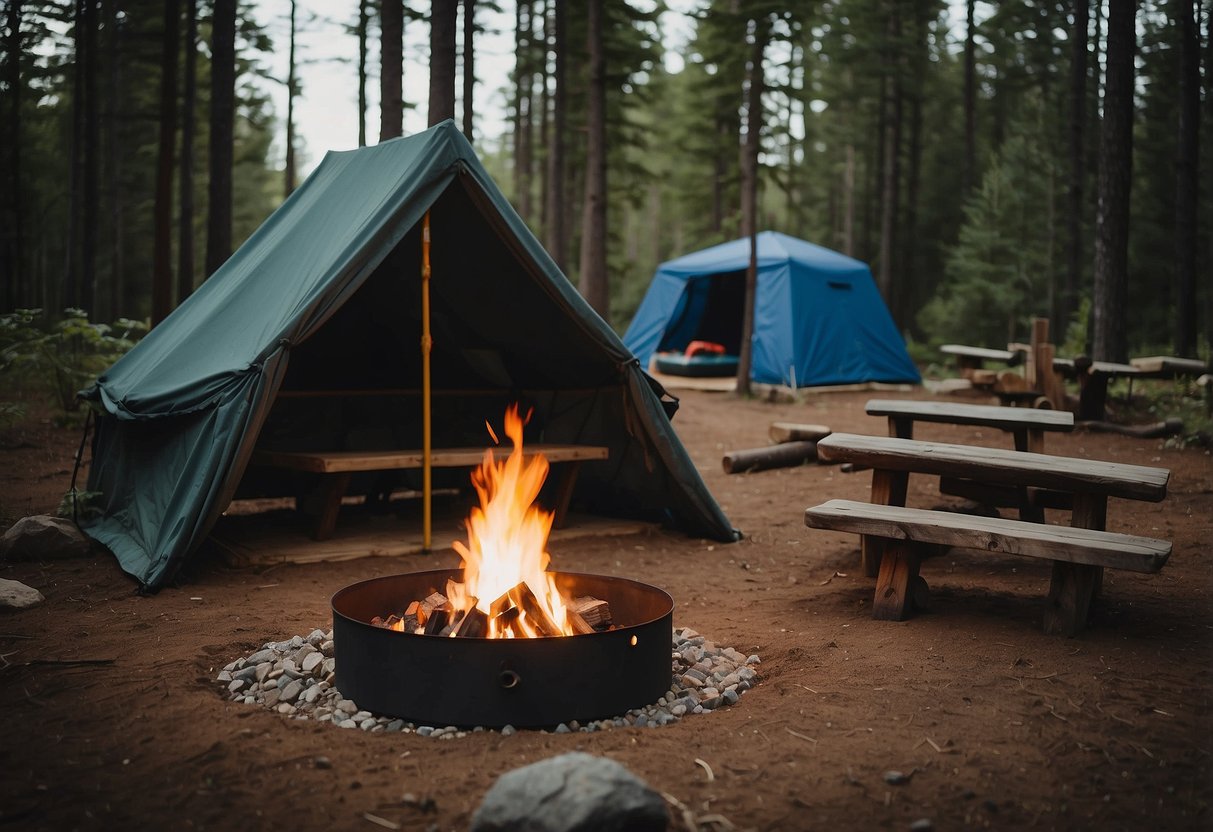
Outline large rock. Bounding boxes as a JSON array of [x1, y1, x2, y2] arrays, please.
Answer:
[[470, 752, 668, 832], [0, 515, 93, 561], [0, 578, 45, 610]]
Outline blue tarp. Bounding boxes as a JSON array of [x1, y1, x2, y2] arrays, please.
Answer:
[[624, 231, 921, 387], [81, 121, 737, 591]]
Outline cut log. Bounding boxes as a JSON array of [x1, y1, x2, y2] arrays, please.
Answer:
[[723, 441, 817, 474], [1076, 418, 1183, 438], [572, 596, 612, 629], [493, 605, 525, 638], [566, 608, 596, 635], [455, 606, 489, 638], [769, 422, 832, 444], [508, 582, 562, 637], [423, 603, 451, 635], [968, 368, 998, 386]]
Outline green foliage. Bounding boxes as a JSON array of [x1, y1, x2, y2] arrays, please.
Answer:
[[0, 308, 146, 418]]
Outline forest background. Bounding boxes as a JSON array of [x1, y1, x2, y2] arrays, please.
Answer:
[[1, 0, 1209, 384]]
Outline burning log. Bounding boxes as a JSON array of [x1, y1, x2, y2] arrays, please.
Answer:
[[455, 605, 489, 638], [493, 605, 525, 638], [572, 596, 612, 629], [509, 582, 563, 637], [566, 608, 596, 635], [423, 603, 452, 635]]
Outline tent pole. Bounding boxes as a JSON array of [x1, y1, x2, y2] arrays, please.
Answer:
[[421, 211, 433, 552]]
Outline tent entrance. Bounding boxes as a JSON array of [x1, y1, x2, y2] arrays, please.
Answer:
[[656, 271, 745, 355]]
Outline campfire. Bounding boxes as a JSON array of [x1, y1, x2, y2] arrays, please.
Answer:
[[330, 404, 674, 727], [369, 405, 611, 639]]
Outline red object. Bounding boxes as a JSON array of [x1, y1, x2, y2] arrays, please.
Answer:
[[685, 340, 726, 358]]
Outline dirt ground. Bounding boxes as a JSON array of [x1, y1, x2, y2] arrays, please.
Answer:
[[1, 386, 1211, 831]]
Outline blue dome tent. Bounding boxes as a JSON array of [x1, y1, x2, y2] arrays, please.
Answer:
[[624, 232, 921, 388]]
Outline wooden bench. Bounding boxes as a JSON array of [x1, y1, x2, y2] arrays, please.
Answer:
[[812, 432, 1170, 634], [804, 499, 1171, 635], [252, 444, 609, 540], [940, 344, 1024, 372]]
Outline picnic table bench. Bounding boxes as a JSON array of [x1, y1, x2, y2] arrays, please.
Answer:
[[939, 344, 1024, 371], [865, 398, 1074, 453], [806, 432, 1171, 635], [252, 444, 609, 540]]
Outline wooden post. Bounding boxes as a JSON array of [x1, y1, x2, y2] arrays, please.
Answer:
[[863, 469, 908, 577], [871, 538, 920, 620], [421, 211, 432, 552], [1043, 491, 1107, 635]]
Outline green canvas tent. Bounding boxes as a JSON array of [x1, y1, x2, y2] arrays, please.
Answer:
[[80, 121, 737, 591]]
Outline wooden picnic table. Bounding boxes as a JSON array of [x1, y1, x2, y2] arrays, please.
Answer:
[[939, 343, 1024, 370], [811, 432, 1171, 634], [865, 398, 1074, 453]]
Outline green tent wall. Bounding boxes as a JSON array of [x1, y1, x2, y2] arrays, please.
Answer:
[[80, 121, 737, 591]]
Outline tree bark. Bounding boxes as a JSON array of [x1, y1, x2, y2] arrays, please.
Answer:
[[82, 0, 99, 314], [1091, 0, 1136, 364], [1062, 0, 1089, 333], [542, 0, 566, 268], [428, 0, 456, 125], [177, 0, 197, 306], [3, 0, 22, 309], [578, 0, 608, 319], [1173, 0, 1199, 357], [736, 17, 767, 397], [380, 0, 403, 141], [205, 0, 235, 276], [513, 0, 533, 219], [461, 0, 475, 139], [963, 0, 976, 194], [357, 0, 368, 146], [877, 8, 903, 319], [104, 0, 123, 318], [152, 0, 179, 325], [284, 0, 297, 197]]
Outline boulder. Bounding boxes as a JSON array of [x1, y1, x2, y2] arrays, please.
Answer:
[[470, 752, 668, 832], [0, 578, 45, 610], [0, 515, 93, 561]]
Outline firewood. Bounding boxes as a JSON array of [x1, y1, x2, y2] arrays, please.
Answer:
[[423, 603, 451, 635], [769, 422, 832, 444], [455, 607, 490, 638], [572, 596, 612, 629], [508, 582, 562, 637], [566, 608, 596, 635], [488, 590, 516, 618], [722, 441, 817, 474], [493, 605, 524, 637], [404, 600, 420, 618]]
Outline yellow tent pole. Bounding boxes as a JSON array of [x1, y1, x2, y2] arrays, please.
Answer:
[[421, 211, 432, 552]]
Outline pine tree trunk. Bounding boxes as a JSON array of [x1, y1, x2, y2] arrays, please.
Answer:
[[357, 0, 368, 146], [1062, 0, 1089, 332], [285, 0, 297, 197], [963, 0, 976, 194], [736, 18, 767, 397], [1173, 0, 1199, 357], [1091, 0, 1136, 364], [428, 0, 456, 125], [462, 0, 475, 140], [537, 1, 549, 238], [4, 0, 22, 309], [578, 0, 608, 319], [177, 0, 197, 306], [842, 144, 855, 257], [104, 0, 123, 318], [64, 0, 86, 310], [877, 9, 902, 318], [543, 0, 565, 268], [82, 0, 99, 315], [205, 0, 235, 276], [513, 0, 533, 219], [380, 0, 403, 141], [152, 0, 179, 325]]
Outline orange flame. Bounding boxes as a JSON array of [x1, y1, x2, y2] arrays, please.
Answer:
[[446, 405, 575, 638]]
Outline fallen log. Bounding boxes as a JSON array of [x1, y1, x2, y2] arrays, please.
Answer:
[[723, 441, 817, 474], [769, 422, 832, 444], [1076, 418, 1183, 439]]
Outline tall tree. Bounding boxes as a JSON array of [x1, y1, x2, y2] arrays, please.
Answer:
[[357, 0, 369, 146], [1173, 0, 1200, 357], [1062, 0, 1089, 332], [380, 0, 403, 141], [735, 13, 768, 397], [461, 0, 475, 139], [205, 0, 236, 276], [428, 0, 456, 125], [962, 0, 976, 194], [543, 0, 566, 268], [578, 0, 608, 318], [104, 0, 124, 318], [1091, 0, 1136, 363], [81, 0, 99, 314], [177, 0, 198, 306], [152, 0, 179, 325], [877, 4, 903, 319], [512, 0, 533, 218], [3, 0, 23, 309], [284, 0, 298, 196]]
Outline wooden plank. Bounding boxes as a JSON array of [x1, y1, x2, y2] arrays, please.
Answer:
[[252, 444, 610, 474], [803, 499, 1171, 573], [940, 344, 1020, 363], [939, 476, 1074, 511], [865, 399, 1074, 433], [1129, 356, 1208, 376], [815, 433, 1169, 502], [769, 422, 832, 443]]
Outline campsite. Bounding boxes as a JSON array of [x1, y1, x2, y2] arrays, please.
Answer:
[[2, 383, 1212, 830]]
